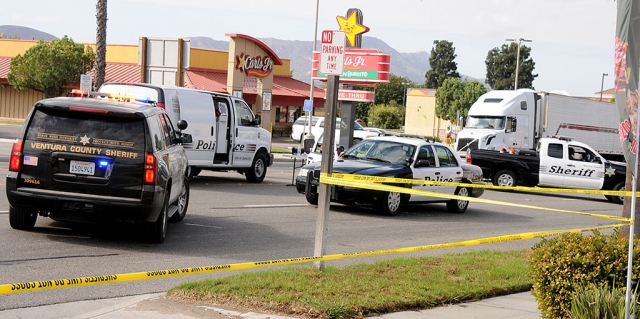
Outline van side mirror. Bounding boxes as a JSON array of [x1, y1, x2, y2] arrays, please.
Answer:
[[254, 114, 261, 125], [177, 119, 188, 131]]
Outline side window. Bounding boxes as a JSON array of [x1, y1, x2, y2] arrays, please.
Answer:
[[162, 114, 177, 146], [434, 145, 457, 167], [152, 115, 166, 151], [547, 143, 563, 159], [417, 145, 435, 166], [158, 113, 174, 147], [234, 100, 255, 127]]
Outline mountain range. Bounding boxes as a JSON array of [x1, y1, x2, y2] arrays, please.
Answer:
[[0, 25, 437, 85]]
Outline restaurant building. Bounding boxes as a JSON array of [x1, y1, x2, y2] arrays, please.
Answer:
[[0, 34, 326, 133]]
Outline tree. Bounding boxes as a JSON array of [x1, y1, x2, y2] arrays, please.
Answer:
[[0, 33, 19, 39], [94, 0, 108, 89], [8, 36, 95, 98], [435, 77, 487, 123], [368, 104, 402, 129], [425, 40, 460, 89], [485, 43, 537, 90], [353, 74, 414, 124]]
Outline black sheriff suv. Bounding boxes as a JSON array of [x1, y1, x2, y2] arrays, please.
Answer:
[[6, 96, 192, 243]]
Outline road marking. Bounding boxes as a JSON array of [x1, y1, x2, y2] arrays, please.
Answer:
[[244, 204, 308, 208], [183, 223, 223, 228]]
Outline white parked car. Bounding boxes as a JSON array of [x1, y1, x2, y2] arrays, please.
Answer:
[[290, 116, 380, 145]]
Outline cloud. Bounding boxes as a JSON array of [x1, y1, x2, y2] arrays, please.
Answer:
[[11, 12, 60, 25]]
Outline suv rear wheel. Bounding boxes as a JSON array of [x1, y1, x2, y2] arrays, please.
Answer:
[[170, 180, 190, 222], [9, 207, 37, 230], [147, 193, 169, 243]]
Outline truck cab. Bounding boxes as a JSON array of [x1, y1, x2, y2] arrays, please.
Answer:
[[455, 89, 538, 157], [537, 137, 606, 189]]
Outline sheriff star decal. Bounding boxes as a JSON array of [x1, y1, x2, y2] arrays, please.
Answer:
[[79, 135, 91, 145], [605, 166, 616, 177]]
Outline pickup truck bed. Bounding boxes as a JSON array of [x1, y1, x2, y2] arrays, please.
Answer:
[[467, 149, 541, 187]]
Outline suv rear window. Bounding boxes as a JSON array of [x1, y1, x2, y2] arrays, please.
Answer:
[[26, 109, 145, 153]]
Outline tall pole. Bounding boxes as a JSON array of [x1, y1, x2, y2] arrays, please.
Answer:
[[506, 38, 532, 90], [600, 73, 609, 101], [305, 0, 320, 142], [401, 82, 408, 128]]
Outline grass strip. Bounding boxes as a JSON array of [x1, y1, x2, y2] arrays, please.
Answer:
[[168, 249, 531, 318]]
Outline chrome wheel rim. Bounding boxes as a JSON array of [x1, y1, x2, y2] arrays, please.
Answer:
[[457, 188, 469, 210], [497, 174, 514, 186], [388, 192, 401, 213], [178, 183, 187, 214], [254, 159, 265, 178]]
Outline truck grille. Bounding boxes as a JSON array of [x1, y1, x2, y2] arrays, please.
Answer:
[[457, 138, 478, 151]]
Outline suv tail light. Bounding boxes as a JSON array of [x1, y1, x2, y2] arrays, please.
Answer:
[[466, 150, 472, 164], [157, 102, 166, 109], [9, 139, 23, 172], [144, 154, 156, 184]]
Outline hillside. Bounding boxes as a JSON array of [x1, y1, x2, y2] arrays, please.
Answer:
[[0, 25, 58, 40]]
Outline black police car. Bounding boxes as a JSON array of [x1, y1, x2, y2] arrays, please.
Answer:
[[6, 96, 192, 243]]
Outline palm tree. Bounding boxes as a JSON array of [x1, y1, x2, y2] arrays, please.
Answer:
[[94, 0, 107, 90]]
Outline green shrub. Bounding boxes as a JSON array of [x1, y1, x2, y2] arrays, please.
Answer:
[[530, 230, 640, 319]]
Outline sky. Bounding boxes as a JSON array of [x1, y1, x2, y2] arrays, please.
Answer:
[[0, 0, 618, 97]]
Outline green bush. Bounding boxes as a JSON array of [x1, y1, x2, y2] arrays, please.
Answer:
[[530, 230, 640, 319]]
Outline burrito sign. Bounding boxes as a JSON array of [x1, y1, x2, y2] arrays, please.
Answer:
[[615, 0, 640, 171], [312, 49, 390, 85]]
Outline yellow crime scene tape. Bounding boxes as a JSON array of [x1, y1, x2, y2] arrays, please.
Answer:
[[0, 223, 629, 295], [320, 173, 632, 223], [326, 172, 638, 197], [0, 172, 633, 295]]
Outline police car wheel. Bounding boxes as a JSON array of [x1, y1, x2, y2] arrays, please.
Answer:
[[246, 153, 267, 183], [493, 169, 517, 188], [147, 192, 168, 243], [612, 182, 625, 205], [170, 180, 190, 222], [381, 191, 403, 216], [9, 206, 37, 230], [447, 187, 470, 214]]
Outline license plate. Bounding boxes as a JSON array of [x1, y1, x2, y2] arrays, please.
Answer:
[[70, 160, 95, 176]]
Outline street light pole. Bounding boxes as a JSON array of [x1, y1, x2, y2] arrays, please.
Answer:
[[505, 38, 532, 90], [305, 0, 320, 143], [401, 82, 408, 129], [600, 73, 609, 101]]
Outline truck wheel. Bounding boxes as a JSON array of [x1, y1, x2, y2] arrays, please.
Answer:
[[380, 191, 403, 216], [447, 187, 470, 214], [146, 192, 169, 243], [170, 180, 190, 222], [612, 182, 625, 205], [493, 170, 517, 188], [305, 190, 318, 205], [189, 167, 201, 179], [9, 207, 37, 230], [245, 153, 267, 183]]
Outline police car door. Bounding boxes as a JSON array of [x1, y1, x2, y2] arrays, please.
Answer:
[[231, 98, 257, 167], [538, 142, 566, 187], [175, 90, 216, 166], [411, 145, 457, 202], [561, 144, 605, 189]]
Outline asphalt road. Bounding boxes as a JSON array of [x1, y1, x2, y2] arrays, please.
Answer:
[[0, 123, 627, 311]]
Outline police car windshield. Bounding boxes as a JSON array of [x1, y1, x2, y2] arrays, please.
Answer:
[[466, 116, 506, 130], [343, 140, 415, 164]]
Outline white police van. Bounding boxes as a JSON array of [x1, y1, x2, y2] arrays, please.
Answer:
[[98, 83, 273, 183]]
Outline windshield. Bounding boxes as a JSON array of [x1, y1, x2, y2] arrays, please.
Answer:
[[342, 140, 416, 164], [465, 116, 506, 130]]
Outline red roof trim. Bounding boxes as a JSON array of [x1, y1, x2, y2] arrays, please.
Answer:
[[224, 33, 283, 66]]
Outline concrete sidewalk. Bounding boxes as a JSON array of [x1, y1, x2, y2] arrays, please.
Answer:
[[0, 291, 541, 318]]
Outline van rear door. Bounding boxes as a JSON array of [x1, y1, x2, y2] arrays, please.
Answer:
[[176, 90, 216, 166]]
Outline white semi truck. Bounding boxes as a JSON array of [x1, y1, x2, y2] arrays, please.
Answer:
[[454, 89, 623, 161]]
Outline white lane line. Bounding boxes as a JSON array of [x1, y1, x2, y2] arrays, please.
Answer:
[[243, 204, 308, 208], [183, 223, 223, 228]]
